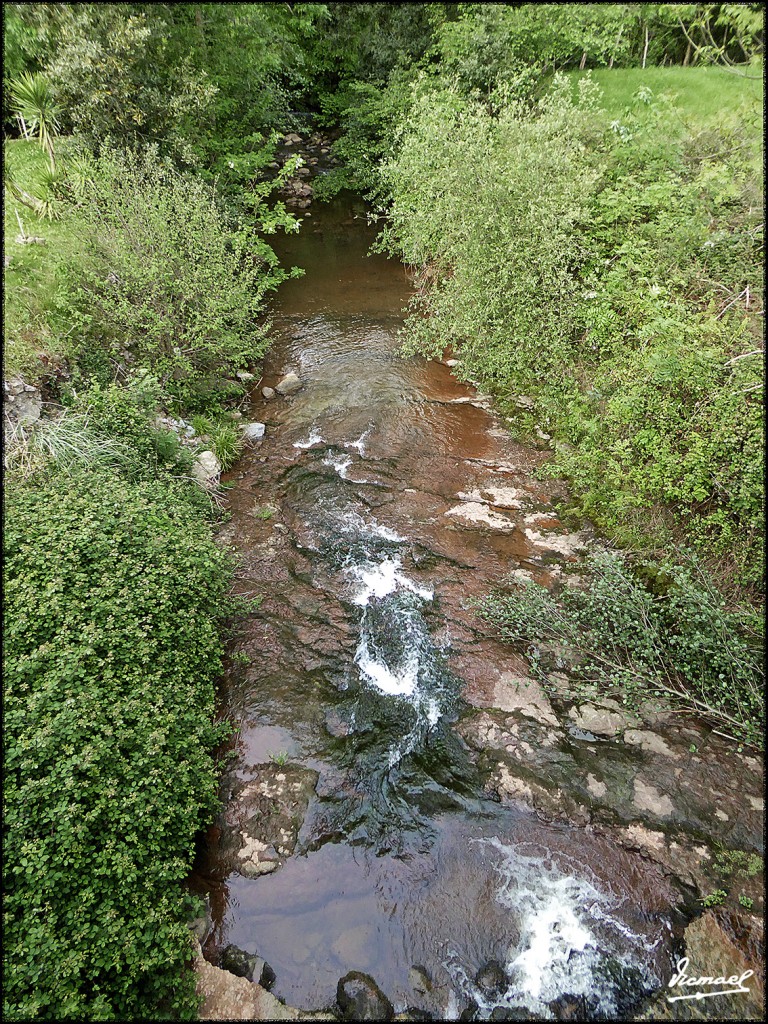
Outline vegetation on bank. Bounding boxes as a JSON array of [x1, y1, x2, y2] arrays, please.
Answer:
[[4, 429, 231, 1019], [375, 66, 763, 742], [3, 2, 765, 1018]]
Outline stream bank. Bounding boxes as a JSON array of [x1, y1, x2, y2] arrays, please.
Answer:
[[191, 192, 764, 1021]]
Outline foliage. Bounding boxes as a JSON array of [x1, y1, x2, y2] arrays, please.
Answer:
[[713, 849, 763, 878], [379, 71, 764, 588], [700, 889, 728, 907], [7, 70, 60, 169], [3, 138, 92, 379], [190, 413, 244, 472], [64, 376, 196, 481], [476, 550, 764, 748], [3, 460, 232, 1020], [3, 410, 136, 483], [57, 147, 299, 410]]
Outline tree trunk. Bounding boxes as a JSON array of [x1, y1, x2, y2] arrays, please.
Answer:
[[580, 51, 587, 70], [642, 26, 650, 68], [683, 39, 692, 66]]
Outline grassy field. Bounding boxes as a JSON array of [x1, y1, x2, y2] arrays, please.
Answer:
[[569, 63, 764, 122], [3, 139, 85, 381]]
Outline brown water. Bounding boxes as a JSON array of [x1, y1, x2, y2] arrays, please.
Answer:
[[192, 195, 687, 1019]]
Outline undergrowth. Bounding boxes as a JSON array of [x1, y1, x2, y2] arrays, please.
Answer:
[[476, 550, 764, 749]]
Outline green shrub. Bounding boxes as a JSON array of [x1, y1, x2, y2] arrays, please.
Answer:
[[63, 375, 194, 479], [379, 72, 764, 588], [57, 147, 298, 410], [3, 465, 232, 1020], [190, 414, 244, 472], [476, 550, 764, 747]]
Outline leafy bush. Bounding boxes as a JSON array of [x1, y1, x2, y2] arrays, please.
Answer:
[[66, 375, 194, 480], [379, 73, 764, 588], [3, 463, 232, 1020], [190, 413, 244, 472], [57, 147, 299, 410], [476, 550, 764, 748]]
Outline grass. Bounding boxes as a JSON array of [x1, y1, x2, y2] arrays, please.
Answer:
[[568, 64, 764, 123], [3, 139, 85, 382]]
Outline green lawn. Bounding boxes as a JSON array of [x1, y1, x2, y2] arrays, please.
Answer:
[[569, 63, 764, 123], [3, 139, 84, 381]]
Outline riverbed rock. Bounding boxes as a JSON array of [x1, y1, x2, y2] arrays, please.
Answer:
[[475, 960, 509, 998], [262, 386, 276, 399], [243, 421, 266, 441], [624, 729, 677, 758], [632, 910, 764, 1020], [568, 701, 638, 737], [445, 501, 516, 531], [336, 971, 394, 1021], [455, 700, 764, 899], [490, 672, 560, 726], [633, 777, 675, 818], [223, 763, 319, 878], [523, 528, 590, 556], [220, 944, 276, 989], [276, 372, 303, 395], [192, 450, 222, 489]]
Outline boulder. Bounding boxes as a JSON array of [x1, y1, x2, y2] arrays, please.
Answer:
[[336, 971, 394, 1021], [243, 422, 266, 441], [220, 945, 276, 989], [4, 385, 42, 426], [193, 940, 298, 1020], [475, 960, 509, 998], [275, 372, 302, 395], [192, 450, 222, 489]]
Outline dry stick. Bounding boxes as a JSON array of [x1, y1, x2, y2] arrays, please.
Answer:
[[716, 287, 749, 319], [723, 349, 763, 365]]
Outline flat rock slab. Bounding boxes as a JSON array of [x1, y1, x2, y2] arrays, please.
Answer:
[[221, 763, 318, 878], [445, 501, 516, 531], [456, 703, 764, 893]]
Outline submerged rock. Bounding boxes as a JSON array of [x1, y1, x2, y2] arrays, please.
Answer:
[[222, 763, 319, 879], [408, 965, 433, 996], [475, 960, 509, 998], [262, 386, 276, 399], [336, 971, 394, 1020], [276, 371, 303, 395]]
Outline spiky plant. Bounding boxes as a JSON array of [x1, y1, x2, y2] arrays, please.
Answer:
[[8, 72, 62, 171]]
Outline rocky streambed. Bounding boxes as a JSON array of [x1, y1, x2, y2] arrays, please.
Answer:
[[189, 194, 764, 1021]]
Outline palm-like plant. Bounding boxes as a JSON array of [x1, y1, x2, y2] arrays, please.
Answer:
[[9, 72, 62, 170]]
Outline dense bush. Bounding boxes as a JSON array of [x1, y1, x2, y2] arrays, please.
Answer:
[[58, 147, 299, 410], [3, 462, 232, 1020], [379, 74, 764, 588], [477, 550, 764, 748]]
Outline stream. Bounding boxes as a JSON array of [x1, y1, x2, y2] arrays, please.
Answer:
[[191, 194, 689, 1020]]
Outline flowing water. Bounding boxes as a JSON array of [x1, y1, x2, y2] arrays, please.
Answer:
[[192, 195, 687, 1019]]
